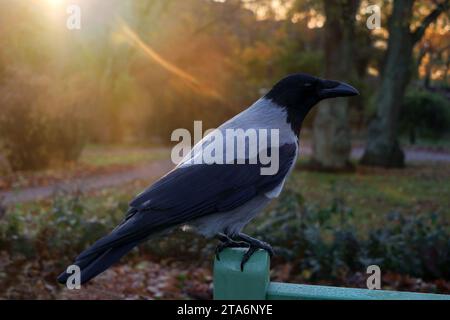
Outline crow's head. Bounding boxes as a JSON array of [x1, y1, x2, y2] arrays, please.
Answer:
[[264, 73, 358, 133], [265, 73, 358, 112]]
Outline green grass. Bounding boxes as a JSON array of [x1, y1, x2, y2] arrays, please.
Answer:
[[79, 145, 170, 168], [285, 162, 450, 234]]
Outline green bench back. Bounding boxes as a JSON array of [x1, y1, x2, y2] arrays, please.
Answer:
[[213, 248, 450, 300]]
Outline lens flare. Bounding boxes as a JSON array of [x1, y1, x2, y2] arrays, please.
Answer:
[[119, 19, 221, 100]]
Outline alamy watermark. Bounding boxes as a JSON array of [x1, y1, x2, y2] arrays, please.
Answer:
[[65, 264, 81, 290], [66, 4, 81, 30], [171, 121, 280, 175], [366, 5, 381, 30], [366, 265, 381, 290]]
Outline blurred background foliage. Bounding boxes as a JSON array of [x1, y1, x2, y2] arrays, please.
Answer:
[[0, 0, 448, 170], [401, 88, 450, 143], [0, 0, 449, 299]]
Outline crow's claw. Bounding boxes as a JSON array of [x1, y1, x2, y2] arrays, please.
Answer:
[[215, 234, 249, 261], [240, 246, 258, 271], [239, 243, 274, 271], [236, 233, 275, 271]]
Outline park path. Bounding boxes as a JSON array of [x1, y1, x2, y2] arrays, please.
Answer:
[[1, 146, 450, 206], [0, 159, 174, 206]]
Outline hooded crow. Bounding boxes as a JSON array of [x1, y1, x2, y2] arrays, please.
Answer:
[[57, 73, 358, 285]]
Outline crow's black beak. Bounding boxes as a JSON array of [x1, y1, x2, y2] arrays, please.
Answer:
[[319, 80, 359, 99]]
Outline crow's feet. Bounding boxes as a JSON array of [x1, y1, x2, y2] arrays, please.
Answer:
[[236, 233, 274, 271], [215, 233, 249, 261]]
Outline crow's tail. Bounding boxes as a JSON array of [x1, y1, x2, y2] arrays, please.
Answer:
[[57, 210, 162, 285], [57, 239, 141, 285]]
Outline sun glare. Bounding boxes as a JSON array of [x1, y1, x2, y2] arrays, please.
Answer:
[[47, 0, 65, 6], [47, 0, 64, 6]]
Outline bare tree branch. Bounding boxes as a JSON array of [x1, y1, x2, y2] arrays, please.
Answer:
[[412, 0, 449, 44]]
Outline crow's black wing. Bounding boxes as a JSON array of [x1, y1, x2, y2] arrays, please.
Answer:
[[128, 143, 297, 222]]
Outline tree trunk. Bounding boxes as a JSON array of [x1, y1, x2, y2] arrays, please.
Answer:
[[311, 0, 359, 171], [361, 0, 448, 167], [424, 53, 432, 89]]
